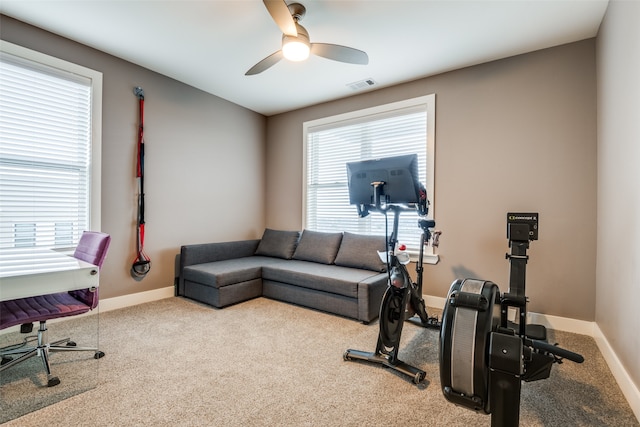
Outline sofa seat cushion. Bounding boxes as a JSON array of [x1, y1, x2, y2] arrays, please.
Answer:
[[182, 256, 286, 288], [262, 260, 386, 298]]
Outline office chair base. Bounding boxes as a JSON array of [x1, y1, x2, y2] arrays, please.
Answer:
[[0, 329, 105, 387]]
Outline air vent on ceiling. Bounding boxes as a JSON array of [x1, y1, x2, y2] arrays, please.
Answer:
[[347, 78, 377, 91]]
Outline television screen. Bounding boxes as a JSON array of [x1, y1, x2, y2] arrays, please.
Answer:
[[346, 154, 422, 206]]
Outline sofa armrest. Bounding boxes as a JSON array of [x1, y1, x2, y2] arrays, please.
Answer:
[[357, 273, 389, 323], [177, 239, 260, 295]]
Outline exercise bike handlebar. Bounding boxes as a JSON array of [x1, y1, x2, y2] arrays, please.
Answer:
[[357, 180, 430, 217], [361, 202, 417, 215], [526, 338, 584, 363]]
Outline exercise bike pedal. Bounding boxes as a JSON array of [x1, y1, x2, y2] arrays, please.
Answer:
[[405, 316, 439, 330]]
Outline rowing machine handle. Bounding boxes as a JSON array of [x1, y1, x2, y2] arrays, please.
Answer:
[[528, 339, 584, 363]]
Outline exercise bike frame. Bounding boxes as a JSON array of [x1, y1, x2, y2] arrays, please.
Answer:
[[344, 182, 438, 384]]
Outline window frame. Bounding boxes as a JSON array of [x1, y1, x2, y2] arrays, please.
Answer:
[[302, 94, 437, 263], [0, 40, 103, 249]]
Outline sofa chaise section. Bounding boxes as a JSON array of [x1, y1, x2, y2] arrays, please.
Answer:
[[177, 229, 389, 323], [261, 260, 387, 322]]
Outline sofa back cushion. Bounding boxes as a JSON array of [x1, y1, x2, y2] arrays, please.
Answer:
[[254, 228, 300, 259], [334, 232, 387, 272], [293, 230, 343, 265]]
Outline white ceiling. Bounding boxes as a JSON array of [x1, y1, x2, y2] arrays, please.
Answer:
[[0, 0, 609, 116]]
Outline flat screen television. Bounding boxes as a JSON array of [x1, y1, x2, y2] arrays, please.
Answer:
[[346, 154, 422, 206]]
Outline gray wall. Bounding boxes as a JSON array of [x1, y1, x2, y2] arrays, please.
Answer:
[[0, 16, 267, 299], [596, 0, 640, 402], [266, 39, 598, 321], [1, 15, 601, 322]]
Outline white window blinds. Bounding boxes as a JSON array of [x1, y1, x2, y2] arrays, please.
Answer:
[[305, 99, 434, 251], [0, 51, 92, 249]]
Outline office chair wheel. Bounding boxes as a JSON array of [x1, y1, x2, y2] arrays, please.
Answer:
[[94, 351, 105, 359], [414, 371, 425, 384], [1, 356, 13, 365], [47, 376, 61, 387], [66, 341, 77, 347]]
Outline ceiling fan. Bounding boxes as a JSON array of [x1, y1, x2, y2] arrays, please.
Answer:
[[245, 0, 369, 75]]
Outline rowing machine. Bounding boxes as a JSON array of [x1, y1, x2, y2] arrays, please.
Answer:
[[439, 213, 584, 426]]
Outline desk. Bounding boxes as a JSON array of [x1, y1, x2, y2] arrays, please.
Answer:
[[0, 248, 99, 302], [0, 248, 101, 423]]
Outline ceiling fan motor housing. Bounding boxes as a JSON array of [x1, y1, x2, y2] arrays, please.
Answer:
[[287, 2, 306, 22], [282, 22, 310, 45]]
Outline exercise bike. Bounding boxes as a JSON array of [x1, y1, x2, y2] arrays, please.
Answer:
[[439, 213, 584, 426], [343, 180, 440, 384]]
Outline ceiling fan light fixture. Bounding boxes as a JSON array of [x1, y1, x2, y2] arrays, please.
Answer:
[[247, 1, 369, 75], [282, 36, 310, 61]]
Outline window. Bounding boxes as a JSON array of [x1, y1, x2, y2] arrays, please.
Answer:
[[14, 222, 36, 247], [0, 41, 102, 250], [303, 95, 437, 262]]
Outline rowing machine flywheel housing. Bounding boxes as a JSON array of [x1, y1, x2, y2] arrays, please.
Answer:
[[439, 278, 501, 414]]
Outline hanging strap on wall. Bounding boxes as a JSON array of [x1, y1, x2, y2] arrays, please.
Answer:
[[131, 86, 151, 279]]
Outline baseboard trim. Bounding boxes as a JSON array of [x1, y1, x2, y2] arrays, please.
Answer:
[[592, 323, 640, 421], [526, 311, 595, 336], [99, 286, 175, 313], [424, 295, 595, 335], [424, 295, 447, 312], [0, 286, 175, 336]]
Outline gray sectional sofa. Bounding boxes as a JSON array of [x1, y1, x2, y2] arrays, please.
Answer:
[[177, 229, 390, 323]]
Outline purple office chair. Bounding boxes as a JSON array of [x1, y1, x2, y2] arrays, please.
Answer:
[[0, 231, 111, 387]]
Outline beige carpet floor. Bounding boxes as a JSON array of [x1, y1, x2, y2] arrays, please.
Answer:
[[1, 296, 638, 426]]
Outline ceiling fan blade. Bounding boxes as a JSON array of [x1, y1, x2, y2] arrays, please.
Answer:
[[310, 43, 369, 65], [263, 0, 297, 36], [245, 50, 284, 75]]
